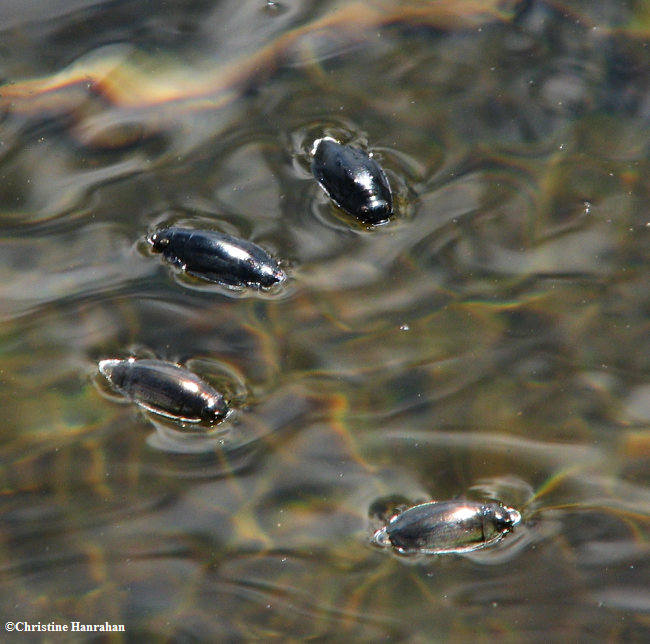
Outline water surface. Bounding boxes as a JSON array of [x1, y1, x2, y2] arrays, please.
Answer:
[[0, 0, 649, 640]]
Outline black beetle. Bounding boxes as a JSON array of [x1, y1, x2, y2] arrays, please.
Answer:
[[374, 500, 521, 554], [311, 137, 393, 224], [148, 227, 285, 288], [99, 358, 228, 424]]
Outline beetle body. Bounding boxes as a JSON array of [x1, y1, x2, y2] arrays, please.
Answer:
[[311, 138, 393, 224], [98, 358, 228, 424], [376, 500, 521, 554], [148, 227, 285, 288]]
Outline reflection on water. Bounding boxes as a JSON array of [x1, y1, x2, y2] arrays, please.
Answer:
[[0, 0, 648, 639]]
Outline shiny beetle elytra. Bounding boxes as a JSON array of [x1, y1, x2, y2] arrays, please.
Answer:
[[98, 358, 228, 424], [373, 500, 521, 554], [311, 137, 393, 224], [148, 227, 285, 288]]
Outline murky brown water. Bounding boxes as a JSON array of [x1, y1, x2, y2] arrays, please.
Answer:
[[0, 0, 649, 640]]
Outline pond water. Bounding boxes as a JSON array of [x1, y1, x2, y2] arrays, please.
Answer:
[[0, 0, 648, 639]]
